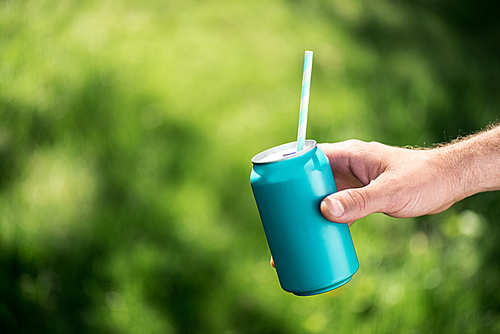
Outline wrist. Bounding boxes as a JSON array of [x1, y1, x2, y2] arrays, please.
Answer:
[[433, 144, 478, 201], [431, 126, 500, 200], [426, 146, 471, 204]]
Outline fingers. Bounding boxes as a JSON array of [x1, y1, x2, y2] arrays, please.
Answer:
[[318, 141, 360, 170], [321, 183, 382, 224], [318, 140, 363, 159], [270, 256, 275, 268]]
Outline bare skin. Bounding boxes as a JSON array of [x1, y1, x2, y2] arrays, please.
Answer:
[[320, 125, 500, 225], [271, 125, 500, 268]]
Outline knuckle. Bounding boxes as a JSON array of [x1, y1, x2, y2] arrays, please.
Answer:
[[346, 188, 369, 213], [345, 139, 364, 146]]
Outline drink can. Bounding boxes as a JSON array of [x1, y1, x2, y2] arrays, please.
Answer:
[[250, 140, 359, 296]]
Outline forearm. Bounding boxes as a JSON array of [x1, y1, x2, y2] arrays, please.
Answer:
[[433, 125, 500, 201]]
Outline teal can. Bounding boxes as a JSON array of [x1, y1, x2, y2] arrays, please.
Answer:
[[250, 140, 359, 296]]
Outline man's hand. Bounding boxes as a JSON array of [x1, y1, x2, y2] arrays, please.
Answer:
[[320, 140, 462, 225], [320, 126, 500, 225]]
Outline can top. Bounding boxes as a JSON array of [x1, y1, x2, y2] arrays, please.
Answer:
[[251, 140, 317, 164]]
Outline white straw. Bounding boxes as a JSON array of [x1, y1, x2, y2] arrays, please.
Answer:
[[296, 51, 313, 152]]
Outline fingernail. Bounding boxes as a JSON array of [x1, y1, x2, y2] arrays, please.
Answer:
[[326, 198, 344, 217]]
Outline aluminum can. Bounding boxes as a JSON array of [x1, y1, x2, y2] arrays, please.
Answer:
[[250, 140, 359, 296]]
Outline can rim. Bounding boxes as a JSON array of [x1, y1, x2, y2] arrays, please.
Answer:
[[251, 140, 317, 164]]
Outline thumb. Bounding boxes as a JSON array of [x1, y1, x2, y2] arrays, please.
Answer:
[[321, 185, 381, 224]]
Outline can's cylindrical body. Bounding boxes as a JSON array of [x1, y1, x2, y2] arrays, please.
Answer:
[[250, 140, 359, 296]]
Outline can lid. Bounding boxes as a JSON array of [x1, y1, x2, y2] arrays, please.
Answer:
[[251, 140, 317, 164]]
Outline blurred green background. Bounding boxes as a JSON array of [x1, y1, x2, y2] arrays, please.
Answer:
[[1, 0, 500, 333]]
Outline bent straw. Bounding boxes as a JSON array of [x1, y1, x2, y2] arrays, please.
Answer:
[[296, 51, 313, 152]]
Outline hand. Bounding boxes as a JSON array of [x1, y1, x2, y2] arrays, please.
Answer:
[[319, 140, 463, 225]]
